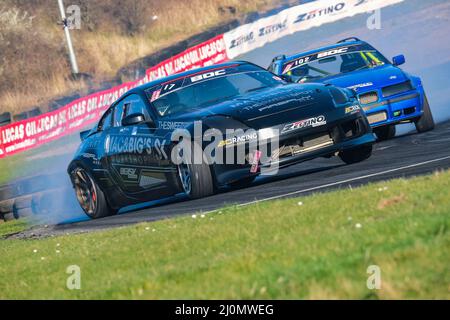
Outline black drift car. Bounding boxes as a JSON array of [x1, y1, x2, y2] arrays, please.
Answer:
[[68, 62, 375, 219]]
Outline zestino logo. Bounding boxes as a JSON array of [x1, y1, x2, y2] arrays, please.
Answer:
[[294, 2, 346, 23], [282, 115, 327, 133], [229, 32, 254, 49], [258, 19, 288, 37]]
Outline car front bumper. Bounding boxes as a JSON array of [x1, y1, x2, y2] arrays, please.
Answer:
[[213, 111, 375, 185], [362, 89, 424, 128]]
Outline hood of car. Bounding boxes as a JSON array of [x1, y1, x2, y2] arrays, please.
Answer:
[[168, 83, 336, 129], [321, 64, 409, 93]]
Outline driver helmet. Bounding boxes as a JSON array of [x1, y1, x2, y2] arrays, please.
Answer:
[[292, 64, 309, 77]]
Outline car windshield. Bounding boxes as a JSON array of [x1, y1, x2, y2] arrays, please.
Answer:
[[146, 68, 284, 117], [283, 50, 389, 83]]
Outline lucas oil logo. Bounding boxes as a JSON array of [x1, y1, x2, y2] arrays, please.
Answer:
[[282, 115, 327, 133]]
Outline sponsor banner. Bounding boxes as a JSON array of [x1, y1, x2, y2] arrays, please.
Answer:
[[145, 34, 229, 81], [0, 35, 228, 159], [0, 80, 140, 158], [223, 0, 404, 59]]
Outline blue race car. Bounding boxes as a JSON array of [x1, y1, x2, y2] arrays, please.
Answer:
[[269, 37, 435, 140]]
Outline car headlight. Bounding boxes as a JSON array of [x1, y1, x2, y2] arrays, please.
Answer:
[[328, 86, 350, 105]]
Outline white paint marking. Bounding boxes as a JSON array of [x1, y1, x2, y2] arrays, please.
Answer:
[[238, 155, 450, 207], [194, 155, 450, 218]]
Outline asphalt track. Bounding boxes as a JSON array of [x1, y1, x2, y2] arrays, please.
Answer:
[[14, 119, 450, 238], [10, 0, 450, 238]]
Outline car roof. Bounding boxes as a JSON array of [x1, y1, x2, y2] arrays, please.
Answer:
[[127, 60, 252, 95], [281, 39, 371, 64]]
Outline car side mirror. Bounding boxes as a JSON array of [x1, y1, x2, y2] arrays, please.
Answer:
[[280, 74, 292, 82], [392, 55, 405, 66], [122, 113, 145, 126]]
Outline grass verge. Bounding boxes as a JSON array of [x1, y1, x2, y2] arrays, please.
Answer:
[[0, 171, 449, 299]]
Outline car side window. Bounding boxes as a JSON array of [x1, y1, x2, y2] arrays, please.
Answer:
[[98, 107, 114, 131], [113, 101, 125, 127], [123, 94, 151, 119]]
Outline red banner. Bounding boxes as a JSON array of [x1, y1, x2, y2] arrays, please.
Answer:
[[0, 80, 139, 158], [146, 34, 229, 81], [0, 34, 229, 159]]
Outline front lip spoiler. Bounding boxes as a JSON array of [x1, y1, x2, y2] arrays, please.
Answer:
[[370, 111, 423, 128], [362, 92, 420, 111], [260, 132, 375, 170]]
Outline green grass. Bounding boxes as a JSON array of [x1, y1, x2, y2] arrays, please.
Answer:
[[0, 220, 28, 237], [0, 171, 449, 299]]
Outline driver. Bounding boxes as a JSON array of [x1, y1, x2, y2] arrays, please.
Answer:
[[288, 64, 310, 83]]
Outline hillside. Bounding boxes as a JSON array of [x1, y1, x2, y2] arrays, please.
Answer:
[[0, 0, 283, 115]]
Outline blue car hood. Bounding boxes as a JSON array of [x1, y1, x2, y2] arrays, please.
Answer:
[[321, 65, 408, 93]]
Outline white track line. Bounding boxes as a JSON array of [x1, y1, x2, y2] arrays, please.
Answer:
[[235, 155, 450, 208]]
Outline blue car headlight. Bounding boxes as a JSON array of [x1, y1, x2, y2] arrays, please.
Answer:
[[329, 86, 358, 107], [329, 86, 349, 105]]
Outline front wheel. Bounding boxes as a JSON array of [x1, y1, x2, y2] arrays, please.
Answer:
[[415, 94, 435, 133], [72, 167, 116, 219], [374, 125, 396, 141], [339, 145, 373, 165], [177, 143, 215, 199]]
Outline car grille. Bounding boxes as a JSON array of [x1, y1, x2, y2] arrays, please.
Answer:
[[367, 112, 387, 124], [270, 133, 333, 160], [382, 81, 413, 97], [359, 91, 379, 105]]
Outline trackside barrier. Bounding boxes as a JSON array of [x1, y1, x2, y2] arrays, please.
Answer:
[[0, 0, 403, 161]]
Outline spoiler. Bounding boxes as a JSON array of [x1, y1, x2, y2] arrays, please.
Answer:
[[80, 129, 91, 141]]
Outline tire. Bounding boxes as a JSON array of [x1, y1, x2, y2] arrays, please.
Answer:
[[0, 112, 11, 124], [0, 199, 14, 214], [0, 185, 16, 201], [415, 94, 435, 133], [339, 145, 373, 165], [229, 176, 256, 189], [14, 207, 33, 219], [27, 107, 41, 118], [14, 196, 33, 210], [31, 192, 50, 216], [177, 143, 214, 199], [13, 112, 28, 122], [374, 125, 396, 141], [3, 212, 15, 222], [71, 167, 115, 219]]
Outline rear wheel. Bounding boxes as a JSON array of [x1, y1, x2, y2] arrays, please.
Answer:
[[339, 145, 373, 165], [177, 143, 214, 199], [415, 94, 435, 133], [72, 168, 115, 219], [374, 125, 396, 141]]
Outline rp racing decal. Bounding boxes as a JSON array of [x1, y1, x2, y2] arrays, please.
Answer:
[[345, 105, 361, 114]]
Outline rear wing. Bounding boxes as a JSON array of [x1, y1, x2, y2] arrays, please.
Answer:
[[80, 129, 93, 141], [337, 37, 361, 43]]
